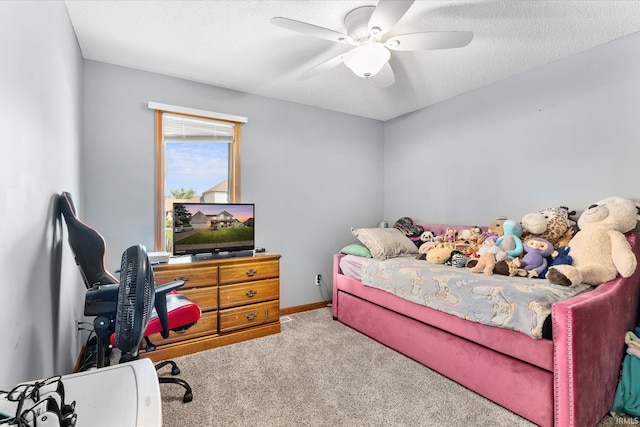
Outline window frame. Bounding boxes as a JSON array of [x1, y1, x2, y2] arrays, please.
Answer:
[[154, 109, 242, 251]]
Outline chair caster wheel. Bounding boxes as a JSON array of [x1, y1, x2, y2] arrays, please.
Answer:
[[172, 366, 181, 375], [183, 392, 193, 403]]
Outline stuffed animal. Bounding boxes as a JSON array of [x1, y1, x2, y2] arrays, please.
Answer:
[[551, 246, 572, 267], [426, 243, 454, 264], [512, 237, 556, 278], [539, 246, 573, 279], [416, 231, 434, 252], [444, 227, 457, 242], [470, 237, 500, 275], [417, 230, 438, 252], [420, 230, 436, 243], [394, 217, 424, 238], [520, 206, 576, 248], [547, 197, 640, 287], [458, 228, 473, 241], [495, 219, 524, 261], [555, 224, 578, 248], [449, 250, 468, 268], [475, 217, 506, 248], [469, 226, 483, 242], [503, 258, 524, 276], [458, 226, 483, 244], [487, 217, 507, 237]]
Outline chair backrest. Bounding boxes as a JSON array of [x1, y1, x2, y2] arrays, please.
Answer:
[[59, 192, 118, 288]]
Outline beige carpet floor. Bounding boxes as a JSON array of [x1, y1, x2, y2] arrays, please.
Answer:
[[159, 307, 635, 426]]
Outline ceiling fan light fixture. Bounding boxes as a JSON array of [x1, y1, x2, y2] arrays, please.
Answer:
[[343, 44, 391, 78], [386, 39, 400, 49], [370, 26, 382, 40]]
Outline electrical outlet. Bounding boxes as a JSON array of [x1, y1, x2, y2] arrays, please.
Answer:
[[315, 274, 322, 286]]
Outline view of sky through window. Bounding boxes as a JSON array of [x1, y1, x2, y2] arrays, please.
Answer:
[[165, 142, 229, 198]]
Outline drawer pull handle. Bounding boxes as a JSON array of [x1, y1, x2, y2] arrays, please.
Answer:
[[245, 268, 257, 277], [245, 312, 257, 320], [245, 289, 257, 297]]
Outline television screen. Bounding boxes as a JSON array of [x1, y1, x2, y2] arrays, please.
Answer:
[[172, 202, 255, 256]]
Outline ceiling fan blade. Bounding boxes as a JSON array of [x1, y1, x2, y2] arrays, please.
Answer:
[[368, 0, 414, 35], [372, 62, 395, 88], [386, 31, 474, 51], [297, 53, 346, 80], [271, 17, 352, 44]]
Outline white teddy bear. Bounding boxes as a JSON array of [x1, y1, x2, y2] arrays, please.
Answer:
[[546, 196, 640, 287]]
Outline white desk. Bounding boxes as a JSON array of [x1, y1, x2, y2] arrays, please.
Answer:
[[61, 359, 161, 427]]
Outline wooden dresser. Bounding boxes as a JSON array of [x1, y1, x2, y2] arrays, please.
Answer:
[[140, 253, 281, 362]]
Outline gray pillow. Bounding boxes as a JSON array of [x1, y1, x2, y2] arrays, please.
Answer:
[[351, 227, 418, 260]]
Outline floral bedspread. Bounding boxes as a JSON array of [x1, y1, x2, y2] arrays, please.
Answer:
[[360, 256, 592, 339]]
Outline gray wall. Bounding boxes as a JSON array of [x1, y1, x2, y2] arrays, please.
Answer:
[[384, 31, 640, 225], [0, 2, 84, 387], [82, 61, 384, 308]]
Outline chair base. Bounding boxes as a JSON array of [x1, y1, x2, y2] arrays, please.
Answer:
[[155, 360, 193, 403]]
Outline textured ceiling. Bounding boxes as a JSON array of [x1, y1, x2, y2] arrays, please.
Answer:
[[64, 0, 640, 121]]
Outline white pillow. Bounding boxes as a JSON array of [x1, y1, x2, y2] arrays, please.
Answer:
[[351, 227, 418, 260]]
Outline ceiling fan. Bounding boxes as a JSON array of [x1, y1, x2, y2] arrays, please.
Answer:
[[271, 0, 473, 87]]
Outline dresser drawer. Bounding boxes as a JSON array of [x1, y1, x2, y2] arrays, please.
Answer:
[[219, 278, 279, 309], [219, 300, 279, 333], [154, 265, 218, 288], [179, 287, 218, 312], [219, 260, 279, 284], [143, 310, 218, 348]]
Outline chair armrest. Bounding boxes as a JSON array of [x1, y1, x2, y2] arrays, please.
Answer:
[[154, 280, 185, 295], [153, 280, 185, 338]]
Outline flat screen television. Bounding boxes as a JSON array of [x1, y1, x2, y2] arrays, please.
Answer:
[[172, 202, 255, 257]]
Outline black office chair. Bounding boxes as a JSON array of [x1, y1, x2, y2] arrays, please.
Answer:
[[59, 192, 200, 403]]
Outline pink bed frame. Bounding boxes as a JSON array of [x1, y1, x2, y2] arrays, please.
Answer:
[[332, 224, 640, 426]]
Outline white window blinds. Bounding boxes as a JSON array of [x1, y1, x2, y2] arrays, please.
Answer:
[[162, 113, 234, 143]]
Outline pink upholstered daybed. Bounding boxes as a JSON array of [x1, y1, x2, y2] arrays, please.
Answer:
[[332, 224, 640, 427]]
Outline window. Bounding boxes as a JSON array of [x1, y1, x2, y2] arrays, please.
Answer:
[[152, 104, 246, 252]]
